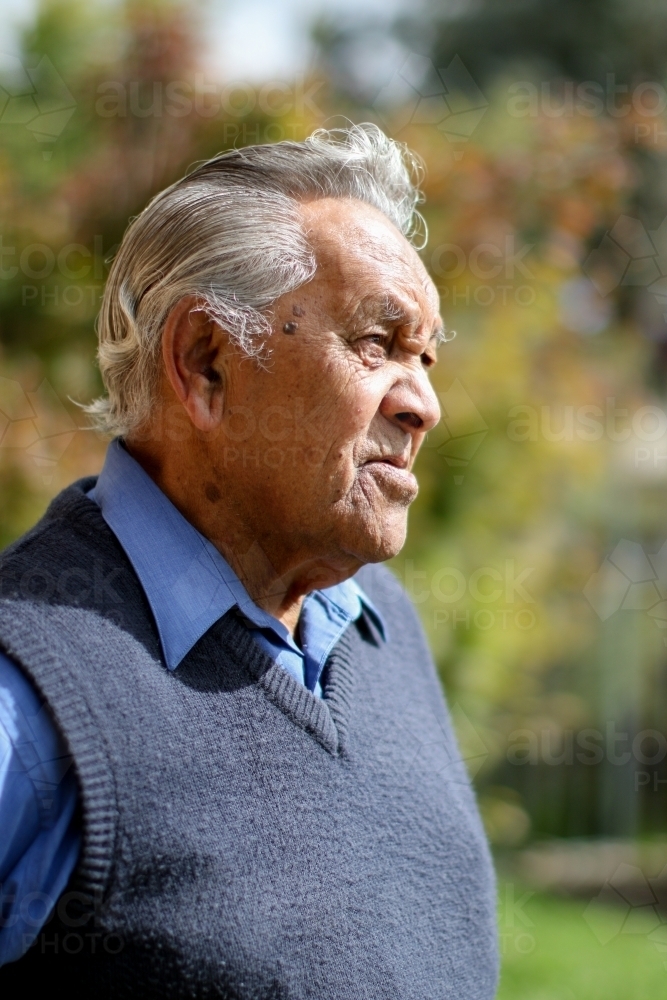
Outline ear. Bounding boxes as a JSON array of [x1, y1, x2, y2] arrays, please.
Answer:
[[162, 295, 225, 433]]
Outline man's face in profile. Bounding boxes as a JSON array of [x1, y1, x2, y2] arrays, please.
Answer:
[[209, 197, 442, 574]]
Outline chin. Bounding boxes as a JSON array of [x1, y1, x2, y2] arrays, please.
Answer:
[[344, 510, 408, 565]]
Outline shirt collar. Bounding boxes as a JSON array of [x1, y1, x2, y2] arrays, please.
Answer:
[[89, 439, 385, 670]]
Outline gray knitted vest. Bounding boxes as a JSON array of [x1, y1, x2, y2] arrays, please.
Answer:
[[0, 480, 498, 999]]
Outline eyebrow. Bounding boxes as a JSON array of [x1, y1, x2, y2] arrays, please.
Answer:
[[351, 293, 453, 347], [374, 293, 414, 326], [351, 292, 416, 329]]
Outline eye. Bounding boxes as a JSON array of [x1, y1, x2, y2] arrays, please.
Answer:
[[352, 331, 390, 362], [351, 329, 393, 367]]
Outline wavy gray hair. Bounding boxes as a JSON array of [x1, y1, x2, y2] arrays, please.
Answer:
[[85, 123, 426, 437]]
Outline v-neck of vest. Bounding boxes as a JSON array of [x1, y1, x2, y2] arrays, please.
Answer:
[[216, 612, 356, 756], [58, 484, 357, 757]]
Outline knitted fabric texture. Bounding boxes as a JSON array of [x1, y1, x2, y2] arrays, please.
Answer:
[[0, 481, 498, 999]]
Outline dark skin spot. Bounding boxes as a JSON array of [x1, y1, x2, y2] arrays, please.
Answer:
[[292, 305, 305, 316], [283, 322, 298, 334], [204, 482, 221, 503]]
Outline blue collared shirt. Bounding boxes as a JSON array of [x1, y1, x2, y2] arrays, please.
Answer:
[[89, 440, 385, 696], [0, 440, 386, 965]]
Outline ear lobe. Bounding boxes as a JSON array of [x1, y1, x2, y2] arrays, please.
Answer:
[[162, 296, 226, 433]]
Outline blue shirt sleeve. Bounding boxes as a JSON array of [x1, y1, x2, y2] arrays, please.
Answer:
[[0, 651, 81, 966]]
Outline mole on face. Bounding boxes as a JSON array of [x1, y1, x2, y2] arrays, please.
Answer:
[[292, 305, 305, 317], [282, 322, 298, 334], [204, 482, 221, 503]]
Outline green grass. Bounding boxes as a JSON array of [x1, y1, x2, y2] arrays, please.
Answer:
[[496, 883, 667, 1000]]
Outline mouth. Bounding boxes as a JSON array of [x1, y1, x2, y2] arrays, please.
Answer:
[[369, 453, 409, 470], [359, 455, 418, 502]]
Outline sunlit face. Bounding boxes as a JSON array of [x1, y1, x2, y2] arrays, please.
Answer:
[[211, 197, 442, 576]]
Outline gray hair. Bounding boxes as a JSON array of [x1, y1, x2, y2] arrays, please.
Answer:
[[85, 123, 426, 437]]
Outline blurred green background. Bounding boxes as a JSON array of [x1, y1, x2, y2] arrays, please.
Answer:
[[4, 0, 667, 994]]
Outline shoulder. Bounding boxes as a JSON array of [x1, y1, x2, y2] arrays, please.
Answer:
[[354, 562, 454, 727], [0, 478, 101, 579], [0, 478, 158, 655], [0, 476, 129, 596], [355, 561, 431, 655], [355, 561, 416, 616]]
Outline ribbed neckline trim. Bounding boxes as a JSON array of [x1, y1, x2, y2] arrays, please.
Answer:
[[54, 484, 362, 757], [216, 612, 358, 756]]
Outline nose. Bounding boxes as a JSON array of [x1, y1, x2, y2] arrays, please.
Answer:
[[379, 368, 441, 437]]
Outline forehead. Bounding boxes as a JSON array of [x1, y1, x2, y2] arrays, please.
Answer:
[[298, 198, 439, 316]]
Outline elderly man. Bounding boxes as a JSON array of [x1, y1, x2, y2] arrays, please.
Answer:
[[0, 125, 497, 997]]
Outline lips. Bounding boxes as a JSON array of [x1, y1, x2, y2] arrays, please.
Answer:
[[360, 456, 418, 502], [363, 451, 410, 470]]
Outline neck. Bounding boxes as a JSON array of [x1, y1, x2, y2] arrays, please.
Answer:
[[125, 438, 359, 636]]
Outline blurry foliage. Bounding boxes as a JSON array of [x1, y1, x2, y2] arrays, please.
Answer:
[[4, 0, 667, 843], [496, 885, 667, 999], [413, 0, 667, 85], [0, 0, 320, 529], [391, 93, 667, 842], [316, 0, 667, 842]]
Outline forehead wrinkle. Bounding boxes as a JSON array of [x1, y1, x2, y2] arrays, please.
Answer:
[[300, 198, 438, 332], [310, 215, 418, 281]]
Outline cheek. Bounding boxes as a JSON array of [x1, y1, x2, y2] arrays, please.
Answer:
[[317, 367, 386, 444], [228, 350, 385, 468]]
